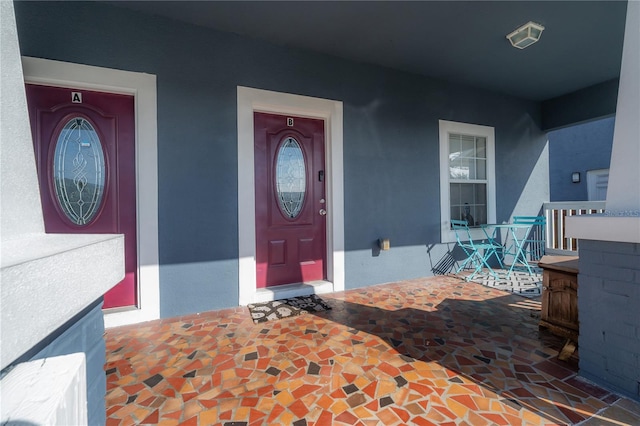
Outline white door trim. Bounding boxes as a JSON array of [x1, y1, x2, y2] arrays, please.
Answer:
[[587, 168, 609, 201], [237, 86, 344, 305], [22, 57, 160, 327]]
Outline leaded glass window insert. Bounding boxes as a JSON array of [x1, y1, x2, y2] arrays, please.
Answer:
[[275, 137, 306, 218], [53, 117, 105, 225], [449, 133, 487, 226]]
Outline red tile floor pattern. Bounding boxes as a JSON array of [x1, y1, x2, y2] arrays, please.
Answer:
[[105, 276, 638, 425]]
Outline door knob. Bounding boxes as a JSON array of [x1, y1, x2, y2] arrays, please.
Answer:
[[319, 209, 327, 216]]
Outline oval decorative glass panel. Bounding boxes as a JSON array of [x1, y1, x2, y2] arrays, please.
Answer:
[[53, 117, 105, 225], [275, 137, 306, 218]]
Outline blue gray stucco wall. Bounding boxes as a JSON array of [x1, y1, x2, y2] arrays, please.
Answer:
[[0, 299, 106, 425], [578, 240, 640, 401], [548, 117, 614, 201], [541, 79, 619, 131], [16, 1, 549, 317]]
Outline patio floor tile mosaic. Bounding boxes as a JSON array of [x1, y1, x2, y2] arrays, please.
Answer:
[[105, 275, 640, 425]]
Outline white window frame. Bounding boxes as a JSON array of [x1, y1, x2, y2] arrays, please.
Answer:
[[439, 120, 496, 243]]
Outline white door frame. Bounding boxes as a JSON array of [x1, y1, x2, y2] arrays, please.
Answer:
[[22, 57, 159, 328], [587, 168, 609, 201], [237, 86, 344, 305]]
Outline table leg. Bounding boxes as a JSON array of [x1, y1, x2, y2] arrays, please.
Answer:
[[506, 227, 533, 278]]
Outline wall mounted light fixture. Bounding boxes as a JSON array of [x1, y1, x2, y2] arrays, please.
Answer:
[[507, 21, 545, 49], [378, 238, 390, 251], [572, 172, 581, 183]]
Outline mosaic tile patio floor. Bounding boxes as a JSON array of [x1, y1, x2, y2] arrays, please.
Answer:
[[105, 275, 640, 425]]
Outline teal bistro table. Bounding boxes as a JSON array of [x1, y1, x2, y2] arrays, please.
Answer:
[[480, 223, 534, 278]]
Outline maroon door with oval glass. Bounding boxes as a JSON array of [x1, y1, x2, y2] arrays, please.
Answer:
[[254, 112, 326, 288], [25, 84, 137, 309]]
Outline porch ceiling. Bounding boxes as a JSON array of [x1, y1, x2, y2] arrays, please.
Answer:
[[108, 0, 627, 102]]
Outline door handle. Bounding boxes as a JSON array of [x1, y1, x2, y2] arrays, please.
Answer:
[[319, 209, 327, 216]]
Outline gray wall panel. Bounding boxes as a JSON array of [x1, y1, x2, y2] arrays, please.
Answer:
[[29, 302, 106, 426], [578, 240, 640, 402]]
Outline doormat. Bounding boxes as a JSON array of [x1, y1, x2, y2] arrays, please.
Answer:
[[247, 294, 332, 324]]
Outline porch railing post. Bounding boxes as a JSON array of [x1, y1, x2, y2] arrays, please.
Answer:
[[543, 201, 606, 255]]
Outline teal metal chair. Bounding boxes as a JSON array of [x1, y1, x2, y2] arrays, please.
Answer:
[[451, 219, 504, 281], [513, 216, 546, 262]]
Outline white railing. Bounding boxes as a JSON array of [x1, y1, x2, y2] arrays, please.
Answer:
[[543, 201, 606, 255]]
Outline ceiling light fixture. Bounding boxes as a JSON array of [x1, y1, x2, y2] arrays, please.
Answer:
[[506, 21, 545, 49]]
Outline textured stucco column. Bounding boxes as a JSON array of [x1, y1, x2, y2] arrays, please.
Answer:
[[567, 0, 640, 242], [606, 0, 640, 216], [0, 0, 44, 239]]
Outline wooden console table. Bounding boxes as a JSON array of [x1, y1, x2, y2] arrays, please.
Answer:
[[538, 255, 579, 339]]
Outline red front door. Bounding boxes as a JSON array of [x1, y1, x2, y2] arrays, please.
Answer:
[[254, 112, 326, 288], [25, 84, 137, 309]]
